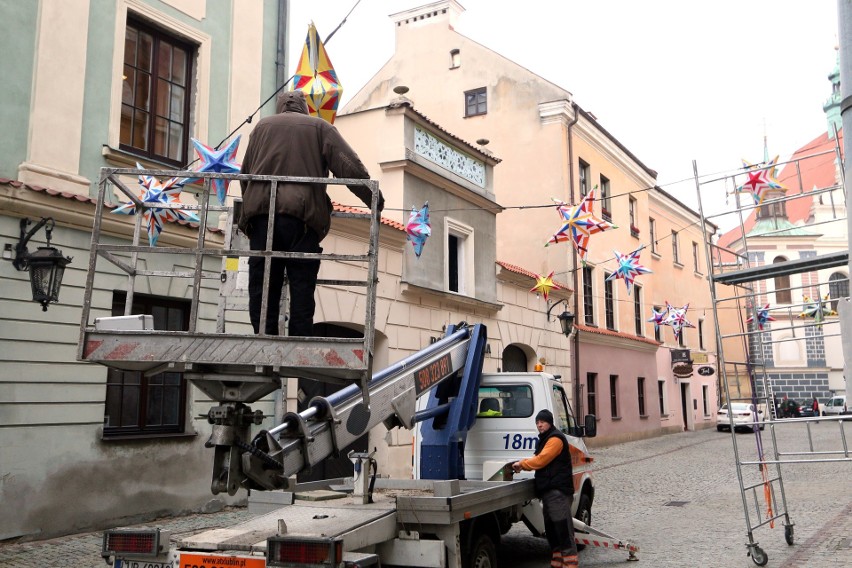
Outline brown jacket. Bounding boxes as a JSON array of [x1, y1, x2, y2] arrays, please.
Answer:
[[238, 91, 372, 240]]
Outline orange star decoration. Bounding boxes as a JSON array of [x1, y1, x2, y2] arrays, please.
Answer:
[[530, 271, 561, 301]]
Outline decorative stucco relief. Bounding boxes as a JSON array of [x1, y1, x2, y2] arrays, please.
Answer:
[[414, 127, 485, 188]]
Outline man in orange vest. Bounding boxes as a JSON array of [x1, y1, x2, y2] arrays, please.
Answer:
[[513, 409, 579, 568]]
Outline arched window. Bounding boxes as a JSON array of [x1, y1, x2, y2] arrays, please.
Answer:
[[828, 272, 849, 312], [773, 256, 791, 304], [502, 345, 528, 372]]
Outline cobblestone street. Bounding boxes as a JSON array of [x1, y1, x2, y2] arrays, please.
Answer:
[[1, 423, 850, 568]]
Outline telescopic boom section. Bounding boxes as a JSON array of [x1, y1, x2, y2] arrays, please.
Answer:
[[226, 323, 488, 494]]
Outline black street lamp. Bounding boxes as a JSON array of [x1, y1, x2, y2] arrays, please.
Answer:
[[546, 298, 575, 337], [10, 217, 72, 311]]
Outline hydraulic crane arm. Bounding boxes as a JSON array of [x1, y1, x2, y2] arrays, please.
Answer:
[[213, 323, 488, 494]]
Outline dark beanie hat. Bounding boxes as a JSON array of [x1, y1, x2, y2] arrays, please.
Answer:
[[535, 409, 554, 425]]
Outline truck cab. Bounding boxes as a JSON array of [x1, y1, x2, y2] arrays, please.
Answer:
[[415, 372, 596, 526]]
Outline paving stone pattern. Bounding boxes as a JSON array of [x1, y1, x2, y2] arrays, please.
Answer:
[[1, 423, 850, 568]]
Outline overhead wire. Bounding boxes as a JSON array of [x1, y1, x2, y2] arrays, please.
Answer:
[[172, 3, 844, 325], [182, 0, 363, 169]]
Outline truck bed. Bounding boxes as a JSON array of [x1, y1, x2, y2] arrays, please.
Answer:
[[177, 478, 536, 554]]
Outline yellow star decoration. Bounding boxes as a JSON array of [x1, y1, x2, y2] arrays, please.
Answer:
[[530, 271, 561, 301]]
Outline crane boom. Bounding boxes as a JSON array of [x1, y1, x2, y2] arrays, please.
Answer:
[[234, 323, 488, 492]]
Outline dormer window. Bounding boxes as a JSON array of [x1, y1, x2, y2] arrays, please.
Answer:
[[450, 48, 460, 69]]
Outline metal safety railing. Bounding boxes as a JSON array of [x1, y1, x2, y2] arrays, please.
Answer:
[[76, 166, 382, 404]]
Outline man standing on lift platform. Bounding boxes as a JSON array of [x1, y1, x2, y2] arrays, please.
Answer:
[[239, 90, 383, 336]]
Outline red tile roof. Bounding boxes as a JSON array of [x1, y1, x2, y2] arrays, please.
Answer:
[[1, 178, 407, 234], [0, 177, 99, 205], [574, 322, 661, 346], [717, 130, 843, 249], [496, 260, 573, 292], [1, 177, 221, 233], [331, 201, 404, 231], [386, 99, 501, 163]]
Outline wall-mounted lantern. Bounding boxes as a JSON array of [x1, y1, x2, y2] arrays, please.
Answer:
[[8, 217, 72, 311], [546, 298, 575, 337]]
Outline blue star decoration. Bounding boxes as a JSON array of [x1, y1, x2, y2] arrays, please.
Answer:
[[405, 202, 431, 258], [605, 247, 652, 295], [746, 303, 776, 330], [186, 135, 241, 205], [647, 305, 668, 332], [113, 164, 200, 246]]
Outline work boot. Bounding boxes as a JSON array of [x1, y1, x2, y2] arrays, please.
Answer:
[[550, 550, 562, 568], [562, 551, 579, 568]]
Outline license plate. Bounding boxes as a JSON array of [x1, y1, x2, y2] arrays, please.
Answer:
[[115, 560, 171, 568], [179, 552, 266, 568]]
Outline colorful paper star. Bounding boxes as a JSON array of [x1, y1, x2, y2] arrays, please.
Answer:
[[530, 271, 561, 301], [405, 202, 431, 258], [799, 294, 836, 324], [292, 23, 342, 124], [663, 302, 695, 341], [186, 135, 241, 205], [647, 306, 668, 332], [605, 247, 652, 295], [746, 304, 776, 330], [113, 164, 199, 246], [544, 185, 617, 264], [737, 156, 784, 211]]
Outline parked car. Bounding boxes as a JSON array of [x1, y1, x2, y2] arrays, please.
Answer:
[[822, 395, 849, 416], [779, 398, 801, 418], [717, 403, 766, 432], [797, 403, 818, 418]]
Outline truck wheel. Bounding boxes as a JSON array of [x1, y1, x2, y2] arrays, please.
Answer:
[[574, 492, 592, 551], [465, 533, 497, 568]]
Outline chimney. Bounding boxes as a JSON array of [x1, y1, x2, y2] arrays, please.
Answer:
[[390, 1, 465, 34]]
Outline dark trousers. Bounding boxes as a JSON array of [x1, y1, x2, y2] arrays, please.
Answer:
[[541, 488, 578, 556], [247, 214, 321, 336]]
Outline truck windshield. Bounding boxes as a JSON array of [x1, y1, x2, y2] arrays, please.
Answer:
[[476, 385, 534, 417]]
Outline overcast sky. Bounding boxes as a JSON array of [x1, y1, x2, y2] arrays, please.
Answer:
[[287, 1, 840, 223]]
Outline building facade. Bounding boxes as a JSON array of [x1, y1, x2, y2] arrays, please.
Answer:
[[0, 0, 577, 540], [715, 56, 848, 404], [344, 1, 719, 443]]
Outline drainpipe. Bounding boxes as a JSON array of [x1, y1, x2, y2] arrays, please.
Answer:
[[566, 102, 582, 416], [276, 0, 291, 91]]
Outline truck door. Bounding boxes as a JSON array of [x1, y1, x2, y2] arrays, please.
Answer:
[[550, 382, 579, 436]]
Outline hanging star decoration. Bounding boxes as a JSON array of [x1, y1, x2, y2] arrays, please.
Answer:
[[799, 294, 836, 324], [663, 301, 695, 341], [530, 271, 561, 301], [405, 202, 431, 258], [605, 247, 652, 295], [292, 22, 342, 124], [113, 164, 199, 246], [647, 306, 668, 332], [185, 135, 241, 205], [737, 156, 784, 211], [545, 185, 617, 264], [746, 303, 776, 330]]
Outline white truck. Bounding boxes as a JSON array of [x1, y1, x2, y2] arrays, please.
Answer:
[[99, 323, 619, 568], [424, 371, 597, 530], [81, 169, 635, 568]]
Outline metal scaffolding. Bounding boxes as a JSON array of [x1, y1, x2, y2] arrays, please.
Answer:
[[693, 142, 851, 566]]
